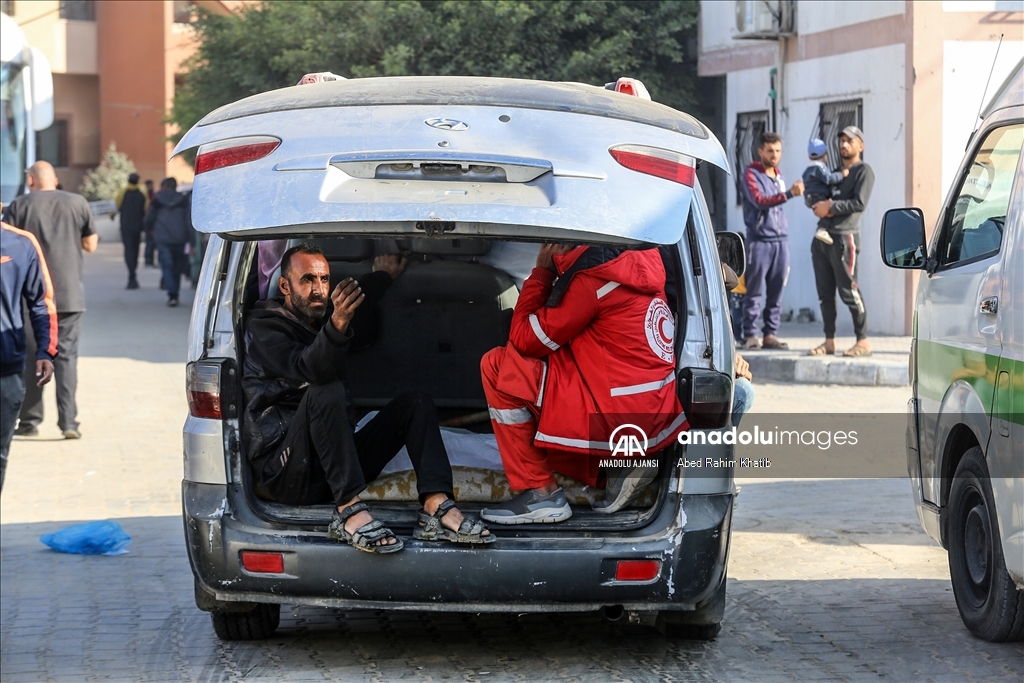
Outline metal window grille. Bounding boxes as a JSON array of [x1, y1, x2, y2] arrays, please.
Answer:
[[59, 1, 95, 21], [731, 110, 770, 205], [814, 99, 863, 170]]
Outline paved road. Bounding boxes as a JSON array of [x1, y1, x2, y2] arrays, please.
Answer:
[[2, 236, 1022, 682]]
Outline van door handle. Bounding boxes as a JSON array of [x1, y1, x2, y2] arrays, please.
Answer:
[[980, 296, 998, 315]]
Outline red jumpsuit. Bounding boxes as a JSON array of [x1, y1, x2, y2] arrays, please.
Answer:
[[481, 246, 687, 490]]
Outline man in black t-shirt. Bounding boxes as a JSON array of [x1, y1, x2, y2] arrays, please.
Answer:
[[2, 161, 97, 439], [115, 173, 148, 290]]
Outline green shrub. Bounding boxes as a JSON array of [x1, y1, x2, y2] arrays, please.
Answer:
[[80, 144, 137, 201]]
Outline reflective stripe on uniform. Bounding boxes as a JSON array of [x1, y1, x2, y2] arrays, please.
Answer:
[[596, 281, 620, 299], [609, 370, 676, 397], [488, 407, 533, 425], [536, 361, 548, 408], [529, 313, 560, 351]]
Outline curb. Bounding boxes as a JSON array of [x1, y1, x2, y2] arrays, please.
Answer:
[[744, 354, 909, 387]]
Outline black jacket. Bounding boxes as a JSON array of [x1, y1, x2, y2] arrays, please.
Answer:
[[819, 162, 875, 235], [241, 270, 394, 461], [144, 190, 191, 244]]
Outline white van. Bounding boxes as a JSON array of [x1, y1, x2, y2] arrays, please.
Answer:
[[881, 60, 1023, 642]]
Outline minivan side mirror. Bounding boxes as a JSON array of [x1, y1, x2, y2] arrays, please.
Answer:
[[880, 208, 927, 269], [716, 231, 745, 277]]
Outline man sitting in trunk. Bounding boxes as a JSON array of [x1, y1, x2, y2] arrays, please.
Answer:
[[242, 243, 491, 552], [480, 244, 688, 525]]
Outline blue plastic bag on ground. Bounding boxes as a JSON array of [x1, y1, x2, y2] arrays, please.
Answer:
[[40, 520, 131, 555]]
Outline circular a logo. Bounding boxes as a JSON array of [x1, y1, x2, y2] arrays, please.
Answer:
[[645, 298, 675, 363], [609, 424, 649, 457], [424, 118, 468, 131]]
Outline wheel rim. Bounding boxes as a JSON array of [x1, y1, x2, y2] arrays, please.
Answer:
[[964, 504, 990, 586], [956, 484, 992, 606]]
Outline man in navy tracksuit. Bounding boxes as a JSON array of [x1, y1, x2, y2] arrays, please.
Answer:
[[739, 132, 804, 350], [1, 217, 57, 492]]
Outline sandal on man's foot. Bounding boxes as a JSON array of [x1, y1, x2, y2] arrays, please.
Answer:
[[761, 337, 790, 350], [807, 343, 835, 356], [328, 501, 404, 554], [843, 344, 872, 357], [413, 498, 494, 544]]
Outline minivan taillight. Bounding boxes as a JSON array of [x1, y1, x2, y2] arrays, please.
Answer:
[[678, 368, 733, 430], [609, 145, 695, 187], [194, 136, 280, 175], [186, 362, 222, 418]]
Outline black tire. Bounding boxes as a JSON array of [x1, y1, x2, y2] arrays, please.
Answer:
[[658, 622, 722, 641], [947, 446, 1024, 642], [657, 576, 726, 640], [211, 603, 281, 641]]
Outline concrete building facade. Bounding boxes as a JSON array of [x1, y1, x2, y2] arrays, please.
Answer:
[[5, 0, 242, 192], [698, 1, 1022, 335]]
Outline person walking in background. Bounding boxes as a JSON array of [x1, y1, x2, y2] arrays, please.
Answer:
[[1, 214, 57, 491], [115, 173, 148, 290], [809, 126, 875, 358], [739, 132, 804, 351], [144, 178, 191, 307], [1, 161, 97, 440], [801, 138, 848, 246], [143, 179, 157, 267]]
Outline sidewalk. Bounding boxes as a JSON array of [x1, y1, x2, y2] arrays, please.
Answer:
[[739, 321, 911, 387]]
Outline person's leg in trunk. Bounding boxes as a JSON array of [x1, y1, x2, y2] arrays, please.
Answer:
[[479, 346, 571, 524], [258, 381, 399, 549], [354, 391, 489, 539]]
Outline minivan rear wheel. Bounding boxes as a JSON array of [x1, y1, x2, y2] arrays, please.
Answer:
[[211, 603, 281, 641], [947, 446, 1024, 642]]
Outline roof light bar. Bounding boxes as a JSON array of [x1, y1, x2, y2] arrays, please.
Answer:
[[609, 144, 695, 187], [195, 135, 281, 175]]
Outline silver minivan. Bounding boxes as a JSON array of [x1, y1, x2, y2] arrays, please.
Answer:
[[176, 76, 745, 641], [881, 60, 1023, 642]]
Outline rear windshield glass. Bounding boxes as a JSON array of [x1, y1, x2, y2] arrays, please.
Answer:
[[199, 76, 708, 139]]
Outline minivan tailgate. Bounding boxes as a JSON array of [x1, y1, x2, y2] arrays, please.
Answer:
[[173, 78, 728, 245]]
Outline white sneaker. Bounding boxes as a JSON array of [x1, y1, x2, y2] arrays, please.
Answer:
[[592, 466, 660, 514], [814, 229, 834, 245]]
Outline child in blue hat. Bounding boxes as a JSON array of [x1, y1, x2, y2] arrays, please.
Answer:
[[801, 138, 848, 245]]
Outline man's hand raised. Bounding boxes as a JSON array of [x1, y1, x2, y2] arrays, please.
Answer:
[[372, 254, 407, 280], [536, 243, 575, 273], [790, 179, 804, 197], [330, 278, 364, 333]]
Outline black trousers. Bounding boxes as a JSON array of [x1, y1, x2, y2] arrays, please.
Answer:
[[122, 228, 142, 280], [20, 310, 82, 432], [811, 232, 868, 340], [256, 383, 454, 507], [144, 228, 156, 266]]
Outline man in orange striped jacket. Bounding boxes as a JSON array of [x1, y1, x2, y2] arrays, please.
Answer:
[[1, 216, 56, 492]]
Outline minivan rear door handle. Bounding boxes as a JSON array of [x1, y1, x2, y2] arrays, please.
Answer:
[[980, 296, 998, 315]]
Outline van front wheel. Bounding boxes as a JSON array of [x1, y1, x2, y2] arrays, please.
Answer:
[[211, 603, 281, 641], [947, 446, 1024, 642]]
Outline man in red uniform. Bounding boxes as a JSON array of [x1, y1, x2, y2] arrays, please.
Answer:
[[480, 244, 687, 524]]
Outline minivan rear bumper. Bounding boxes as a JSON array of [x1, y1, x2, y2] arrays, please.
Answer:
[[183, 481, 732, 612]]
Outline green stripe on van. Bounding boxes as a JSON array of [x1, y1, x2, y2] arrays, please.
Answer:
[[916, 339, 1024, 424]]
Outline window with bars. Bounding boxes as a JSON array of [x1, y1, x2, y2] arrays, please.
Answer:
[[815, 99, 863, 170], [732, 110, 770, 205], [59, 1, 95, 21]]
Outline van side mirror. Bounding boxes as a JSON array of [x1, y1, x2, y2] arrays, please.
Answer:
[[715, 231, 745, 277], [880, 208, 927, 269]]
